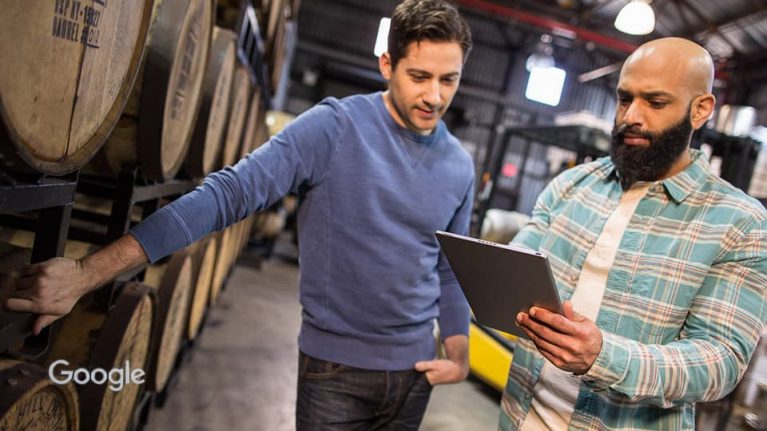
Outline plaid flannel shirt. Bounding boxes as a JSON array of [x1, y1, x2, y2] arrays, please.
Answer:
[[499, 149, 767, 430]]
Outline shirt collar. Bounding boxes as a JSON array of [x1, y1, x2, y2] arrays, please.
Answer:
[[606, 149, 710, 204], [662, 149, 710, 203]]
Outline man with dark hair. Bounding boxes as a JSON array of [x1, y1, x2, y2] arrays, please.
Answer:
[[387, 0, 472, 69], [500, 37, 767, 430], [7, 0, 475, 428]]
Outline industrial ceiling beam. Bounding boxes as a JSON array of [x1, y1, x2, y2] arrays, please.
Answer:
[[681, 7, 767, 52], [455, 0, 638, 54], [671, 0, 695, 36], [649, 0, 674, 36], [677, 0, 746, 57], [739, 22, 767, 51], [581, 0, 616, 17], [683, 4, 767, 37], [577, 61, 622, 83]]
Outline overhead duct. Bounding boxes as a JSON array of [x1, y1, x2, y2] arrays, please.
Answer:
[[456, 0, 638, 54]]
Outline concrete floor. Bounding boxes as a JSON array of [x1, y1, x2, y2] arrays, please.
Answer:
[[145, 253, 767, 431], [145, 258, 500, 431]]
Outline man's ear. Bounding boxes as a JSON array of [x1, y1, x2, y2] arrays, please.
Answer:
[[379, 52, 392, 81], [690, 94, 715, 130]]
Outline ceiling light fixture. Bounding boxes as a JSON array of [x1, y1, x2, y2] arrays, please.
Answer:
[[614, 0, 655, 35], [526, 34, 555, 72]]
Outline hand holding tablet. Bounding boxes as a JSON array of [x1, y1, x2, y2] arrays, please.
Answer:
[[436, 231, 563, 339]]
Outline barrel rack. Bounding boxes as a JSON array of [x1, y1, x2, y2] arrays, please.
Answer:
[[71, 169, 197, 306], [72, 168, 199, 430], [0, 164, 198, 427], [1, 0, 280, 428], [0, 170, 77, 359]]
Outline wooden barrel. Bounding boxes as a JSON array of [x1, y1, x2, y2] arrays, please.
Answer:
[[266, 0, 285, 52], [268, 6, 289, 94], [67, 193, 145, 239], [230, 218, 245, 259], [90, 0, 214, 180], [0, 359, 80, 431], [209, 218, 252, 305], [0, 227, 101, 264], [219, 64, 253, 168], [0, 239, 31, 270], [209, 227, 235, 305], [0, 242, 33, 353], [0, 230, 36, 271], [239, 89, 263, 158], [231, 218, 249, 263], [187, 235, 218, 340], [215, 0, 243, 30], [228, 216, 255, 284], [142, 249, 193, 392], [266, 110, 296, 137], [184, 27, 237, 178], [235, 216, 256, 257], [0, 1, 153, 175], [46, 283, 155, 431], [253, 103, 270, 152], [253, 211, 286, 238]]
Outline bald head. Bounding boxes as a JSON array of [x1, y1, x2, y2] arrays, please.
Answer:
[[616, 37, 716, 134], [612, 37, 717, 185], [622, 37, 714, 96]]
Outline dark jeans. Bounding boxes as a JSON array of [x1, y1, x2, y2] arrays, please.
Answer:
[[296, 351, 433, 430]]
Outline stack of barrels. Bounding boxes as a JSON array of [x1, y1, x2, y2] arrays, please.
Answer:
[[0, 0, 282, 429], [264, 0, 300, 95], [216, 0, 299, 97]]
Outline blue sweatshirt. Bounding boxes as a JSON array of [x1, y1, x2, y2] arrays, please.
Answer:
[[131, 92, 474, 370]]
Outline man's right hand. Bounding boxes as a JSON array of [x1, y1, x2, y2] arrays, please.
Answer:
[[3, 233, 149, 335], [5, 257, 92, 335]]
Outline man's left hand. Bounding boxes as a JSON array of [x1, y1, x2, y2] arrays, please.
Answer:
[[516, 300, 602, 375], [414, 334, 469, 385]]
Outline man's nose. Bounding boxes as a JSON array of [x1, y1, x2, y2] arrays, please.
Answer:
[[423, 81, 441, 108], [621, 101, 644, 127]]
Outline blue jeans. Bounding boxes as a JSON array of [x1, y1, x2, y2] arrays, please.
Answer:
[[296, 351, 433, 430]]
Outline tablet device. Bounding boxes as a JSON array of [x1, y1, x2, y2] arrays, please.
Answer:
[[436, 231, 563, 339]]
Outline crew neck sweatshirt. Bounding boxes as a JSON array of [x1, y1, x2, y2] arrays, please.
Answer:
[[131, 92, 475, 370]]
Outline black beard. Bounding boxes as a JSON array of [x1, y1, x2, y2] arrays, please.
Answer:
[[609, 113, 693, 190]]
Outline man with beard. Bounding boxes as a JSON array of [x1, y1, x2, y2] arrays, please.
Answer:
[[6, 1, 475, 428], [499, 37, 767, 430]]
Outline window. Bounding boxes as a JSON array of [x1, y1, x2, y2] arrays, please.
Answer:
[[525, 67, 566, 107], [374, 18, 391, 57]]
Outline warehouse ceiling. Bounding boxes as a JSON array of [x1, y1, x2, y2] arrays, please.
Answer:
[[457, 0, 767, 78], [289, 0, 767, 124], [297, 0, 767, 83]]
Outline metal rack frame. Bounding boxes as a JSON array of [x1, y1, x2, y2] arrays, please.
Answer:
[[0, 170, 78, 358], [236, 0, 272, 106], [473, 124, 609, 236], [71, 168, 198, 308], [694, 128, 761, 193]]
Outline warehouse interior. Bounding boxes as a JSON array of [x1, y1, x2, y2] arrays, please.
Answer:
[[1, 0, 767, 430]]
